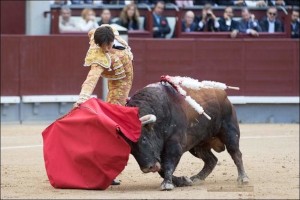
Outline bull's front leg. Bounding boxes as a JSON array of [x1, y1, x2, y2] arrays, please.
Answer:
[[159, 141, 187, 191]]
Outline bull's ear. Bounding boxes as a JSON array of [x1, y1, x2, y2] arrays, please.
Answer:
[[139, 114, 156, 125]]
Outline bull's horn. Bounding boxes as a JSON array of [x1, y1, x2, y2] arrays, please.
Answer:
[[139, 114, 157, 125]]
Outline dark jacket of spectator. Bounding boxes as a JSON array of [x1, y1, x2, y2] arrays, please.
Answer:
[[291, 20, 300, 38], [152, 14, 171, 38], [259, 17, 284, 32], [116, 19, 139, 30], [97, 19, 113, 26], [218, 17, 239, 31], [285, 0, 300, 6], [238, 19, 262, 33], [196, 16, 219, 32], [181, 20, 198, 32]]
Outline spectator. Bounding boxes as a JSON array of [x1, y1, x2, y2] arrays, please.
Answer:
[[259, 6, 284, 33], [218, 6, 239, 38], [116, 3, 140, 30], [78, 8, 99, 32], [268, 0, 286, 6], [244, 0, 268, 7], [59, 6, 80, 33], [97, 9, 113, 26], [196, 3, 220, 32], [238, 7, 262, 37], [152, 1, 171, 38], [175, 0, 193, 7], [182, 10, 197, 32], [291, 9, 300, 38]]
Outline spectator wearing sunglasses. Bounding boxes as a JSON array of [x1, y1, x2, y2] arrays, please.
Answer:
[[259, 6, 284, 33]]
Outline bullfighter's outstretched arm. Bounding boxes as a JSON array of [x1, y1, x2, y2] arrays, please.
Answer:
[[74, 64, 104, 107]]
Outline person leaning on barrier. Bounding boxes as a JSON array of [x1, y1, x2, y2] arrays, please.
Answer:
[[196, 3, 220, 32], [218, 6, 239, 38], [259, 6, 284, 33], [59, 6, 80, 33], [238, 7, 262, 37], [152, 1, 171, 38], [290, 9, 300, 38]]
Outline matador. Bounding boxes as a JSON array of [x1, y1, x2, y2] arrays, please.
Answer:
[[75, 24, 134, 107]]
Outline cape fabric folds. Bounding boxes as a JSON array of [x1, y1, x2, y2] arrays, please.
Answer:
[[42, 98, 141, 190]]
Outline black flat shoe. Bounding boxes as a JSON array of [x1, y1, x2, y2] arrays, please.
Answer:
[[111, 179, 121, 185]]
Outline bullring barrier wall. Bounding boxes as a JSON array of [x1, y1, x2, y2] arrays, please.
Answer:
[[1, 35, 299, 123]]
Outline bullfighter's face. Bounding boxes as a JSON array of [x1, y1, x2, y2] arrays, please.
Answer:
[[101, 42, 113, 53]]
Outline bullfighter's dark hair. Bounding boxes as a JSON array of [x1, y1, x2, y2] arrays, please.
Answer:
[[94, 26, 115, 47]]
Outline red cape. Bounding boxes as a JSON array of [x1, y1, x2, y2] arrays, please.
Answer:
[[42, 98, 141, 190]]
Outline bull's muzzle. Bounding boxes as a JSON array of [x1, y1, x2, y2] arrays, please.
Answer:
[[139, 114, 157, 125], [141, 162, 161, 173]]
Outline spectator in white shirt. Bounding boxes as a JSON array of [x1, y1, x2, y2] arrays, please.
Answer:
[[59, 6, 80, 33], [77, 8, 99, 32]]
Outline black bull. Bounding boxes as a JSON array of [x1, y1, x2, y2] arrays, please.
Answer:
[[125, 82, 249, 190]]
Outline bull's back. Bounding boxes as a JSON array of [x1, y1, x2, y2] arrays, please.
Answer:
[[184, 87, 229, 121], [182, 88, 233, 150]]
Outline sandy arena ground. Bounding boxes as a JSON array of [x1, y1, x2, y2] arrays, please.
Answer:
[[1, 123, 299, 199]]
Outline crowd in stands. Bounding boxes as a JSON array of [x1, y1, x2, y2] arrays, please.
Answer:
[[55, 0, 300, 38]]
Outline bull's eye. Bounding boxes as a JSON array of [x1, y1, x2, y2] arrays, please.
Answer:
[[141, 136, 147, 143]]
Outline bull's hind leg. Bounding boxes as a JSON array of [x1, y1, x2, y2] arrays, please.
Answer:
[[220, 110, 249, 184], [189, 147, 218, 183]]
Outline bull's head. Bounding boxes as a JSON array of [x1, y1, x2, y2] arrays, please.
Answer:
[[130, 114, 163, 173]]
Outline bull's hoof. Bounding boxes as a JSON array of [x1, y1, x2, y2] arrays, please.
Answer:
[[190, 175, 204, 184], [160, 181, 175, 191], [237, 175, 250, 184], [173, 176, 193, 187]]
